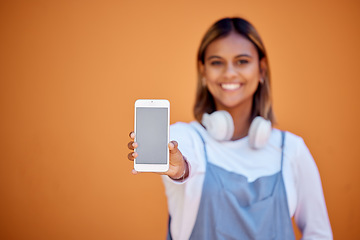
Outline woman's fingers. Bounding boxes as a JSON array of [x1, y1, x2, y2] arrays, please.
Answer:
[[127, 131, 137, 161], [168, 141, 179, 154], [128, 131, 139, 175], [128, 136, 184, 178], [127, 151, 138, 161], [129, 131, 135, 140], [166, 140, 188, 179], [128, 131, 137, 149], [128, 141, 138, 150], [168, 141, 183, 164]]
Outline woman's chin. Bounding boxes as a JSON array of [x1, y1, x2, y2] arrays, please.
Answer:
[[215, 96, 252, 110]]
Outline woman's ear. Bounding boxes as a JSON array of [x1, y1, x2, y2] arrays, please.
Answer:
[[259, 57, 268, 79], [198, 61, 206, 86], [198, 61, 205, 77]]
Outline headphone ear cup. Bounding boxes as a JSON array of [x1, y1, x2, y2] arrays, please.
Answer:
[[201, 111, 234, 141], [248, 116, 272, 149]]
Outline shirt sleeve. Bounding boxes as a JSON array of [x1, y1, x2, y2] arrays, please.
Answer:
[[161, 122, 206, 240], [293, 138, 333, 239]]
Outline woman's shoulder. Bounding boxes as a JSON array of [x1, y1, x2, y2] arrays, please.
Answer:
[[171, 121, 203, 135], [272, 129, 315, 170], [270, 128, 304, 143], [170, 121, 192, 130], [170, 121, 193, 135], [284, 129, 305, 145], [170, 121, 204, 143], [271, 128, 308, 156]]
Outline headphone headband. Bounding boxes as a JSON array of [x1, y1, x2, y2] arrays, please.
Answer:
[[201, 111, 271, 149]]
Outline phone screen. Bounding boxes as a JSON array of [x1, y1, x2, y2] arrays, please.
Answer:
[[135, 107, 168, 164]]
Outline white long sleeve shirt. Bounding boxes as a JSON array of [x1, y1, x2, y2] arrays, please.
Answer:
[[162, 121, 332, 240]]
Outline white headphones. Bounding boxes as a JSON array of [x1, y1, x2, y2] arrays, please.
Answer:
[[201, 111, 272, 149]]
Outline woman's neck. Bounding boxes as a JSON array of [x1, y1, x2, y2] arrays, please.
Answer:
[[215, 98, 253, 140]]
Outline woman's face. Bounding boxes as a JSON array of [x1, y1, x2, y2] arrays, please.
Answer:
[[200, 32, 265, 111]]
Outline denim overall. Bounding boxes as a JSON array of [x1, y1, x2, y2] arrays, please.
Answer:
[[168, 131, 295, 240]]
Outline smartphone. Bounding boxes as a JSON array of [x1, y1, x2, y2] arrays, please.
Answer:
[[134, 99, 170, 172]]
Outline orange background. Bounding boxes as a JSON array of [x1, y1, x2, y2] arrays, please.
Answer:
[[1, 0, 359, 239]]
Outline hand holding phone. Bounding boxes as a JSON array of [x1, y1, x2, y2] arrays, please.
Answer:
[[127, 99, 189, 180]]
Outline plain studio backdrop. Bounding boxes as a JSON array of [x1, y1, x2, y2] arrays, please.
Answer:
[[0, 0, 359, 239]]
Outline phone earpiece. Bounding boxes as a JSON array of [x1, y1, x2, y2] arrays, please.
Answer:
[[201, 111, 271, 149]]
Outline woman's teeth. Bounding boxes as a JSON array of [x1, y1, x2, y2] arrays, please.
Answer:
[[221, 83, 241, 90]]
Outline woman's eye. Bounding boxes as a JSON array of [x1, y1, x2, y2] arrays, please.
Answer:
[[210, 61, 223, 66], [236, 59, 249, 65]]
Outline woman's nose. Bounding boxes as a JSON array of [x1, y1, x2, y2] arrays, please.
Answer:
[[223, 64, 237, 79]]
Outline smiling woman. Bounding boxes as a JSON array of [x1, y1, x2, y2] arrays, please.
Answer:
[[194, 18, 273, 139], [127, 17, 333, 240], [199, 32, 265, 139]]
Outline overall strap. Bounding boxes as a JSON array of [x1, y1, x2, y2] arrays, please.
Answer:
[[280, 131, 286, 171], [167, 216, 172, 240]]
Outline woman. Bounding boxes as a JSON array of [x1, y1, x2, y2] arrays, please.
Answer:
[[128, 17, 332, 239]]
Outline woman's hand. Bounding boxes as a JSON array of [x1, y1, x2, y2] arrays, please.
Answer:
[[127, 131, 188, 180]]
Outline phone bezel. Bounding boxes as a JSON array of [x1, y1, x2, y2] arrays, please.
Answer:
[[134, 99, 170, 172]]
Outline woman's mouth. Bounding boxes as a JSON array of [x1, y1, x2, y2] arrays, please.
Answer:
[[220, 83, 242, 91]]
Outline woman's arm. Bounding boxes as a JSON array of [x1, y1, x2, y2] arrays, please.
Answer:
[[294, 139, 333, 239]]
